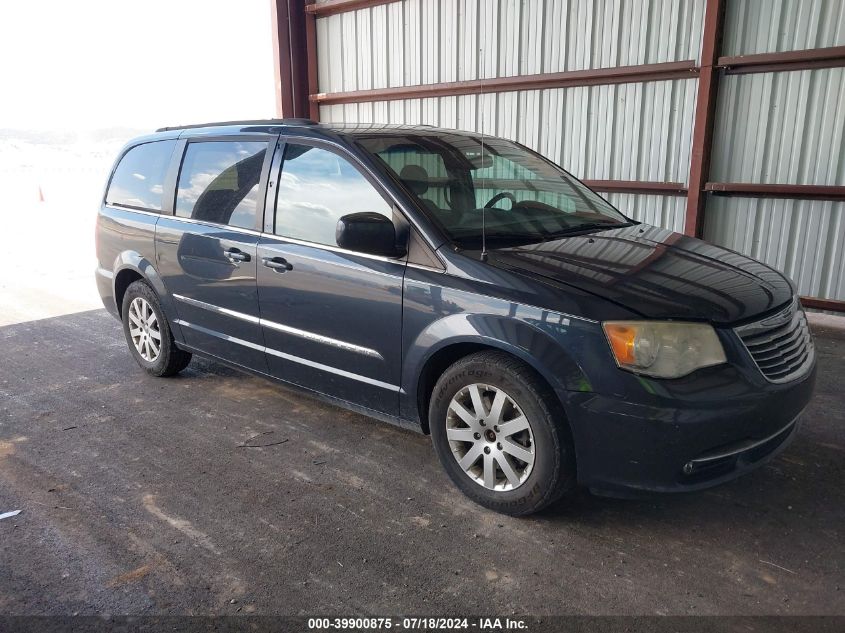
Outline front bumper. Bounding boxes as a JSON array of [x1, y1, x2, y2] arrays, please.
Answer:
[[565, 360, 816, 497]]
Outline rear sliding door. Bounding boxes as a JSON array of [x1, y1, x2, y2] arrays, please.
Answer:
[[156, 134, 277, 371]]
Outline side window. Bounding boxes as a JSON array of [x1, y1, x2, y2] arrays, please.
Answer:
[[275, 144, 393, 246], [106, 140, 176, 211], [175, 141, 267, 229]]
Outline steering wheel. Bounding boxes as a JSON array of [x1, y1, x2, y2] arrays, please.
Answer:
[[484, 191, 517, 209]]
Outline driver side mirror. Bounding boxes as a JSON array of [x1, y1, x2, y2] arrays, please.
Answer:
[[336, 212, 406, 258]]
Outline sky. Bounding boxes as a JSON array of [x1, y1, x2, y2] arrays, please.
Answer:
[[0, 0, 277, 132]]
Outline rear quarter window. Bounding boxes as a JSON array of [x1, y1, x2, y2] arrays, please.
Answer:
[[106, 140, 176, 212]]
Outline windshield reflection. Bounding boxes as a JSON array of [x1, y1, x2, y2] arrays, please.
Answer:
[[356, 132, 629, 247]]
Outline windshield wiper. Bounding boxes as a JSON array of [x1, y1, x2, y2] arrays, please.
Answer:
[[544, 221, 633, 239], [453, 234, 546, 248], [452, 222, 633, 249]]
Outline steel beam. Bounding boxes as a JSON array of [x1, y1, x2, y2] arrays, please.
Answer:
[[271, 0, 311, 119], [705, 183, 845, 201], [801, 297, 845, 313], [310, 61, 698, 105], [584, 180, 688, 196], [305, 0, 398, 18], [718, 45, 845, 75], [401, 175, 688, 198], [684, 0, 725, 238], [305, 8, 320, 120]]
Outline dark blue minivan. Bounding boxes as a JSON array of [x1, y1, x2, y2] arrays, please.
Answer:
[[96, 120, 816, 515]]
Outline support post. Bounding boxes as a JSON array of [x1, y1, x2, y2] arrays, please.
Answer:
[[271, 0, 311, 119], [305, 10, 320, 120], [684, 0, 725, 237]]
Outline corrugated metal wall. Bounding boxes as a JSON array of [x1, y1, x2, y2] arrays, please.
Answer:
[[316, 0, 704, 230], [722, 0, 845, 56], [313, 0, 845, 302], [709, 68, 845, 186], [704, 1, 845, 302], [705, 197, 845, 302], [316, 0, 704, 87]]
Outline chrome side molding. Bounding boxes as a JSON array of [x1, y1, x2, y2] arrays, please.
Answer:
[[174, 318, 400, 392], [173, 293, 383, 360]]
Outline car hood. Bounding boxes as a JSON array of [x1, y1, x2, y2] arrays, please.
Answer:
[[486, 224, 793, 325]]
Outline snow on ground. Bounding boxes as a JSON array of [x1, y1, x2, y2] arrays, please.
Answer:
[[0, 129, 146, 325]]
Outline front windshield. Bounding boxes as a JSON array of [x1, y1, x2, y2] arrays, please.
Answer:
[[355, 132, 630, 248]]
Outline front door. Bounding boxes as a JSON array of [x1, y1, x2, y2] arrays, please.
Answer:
[[156, 136, 276, 371], [256, 139, 406, 415]]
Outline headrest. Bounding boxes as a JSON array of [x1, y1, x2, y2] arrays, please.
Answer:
[[399, 164, 429, 196]]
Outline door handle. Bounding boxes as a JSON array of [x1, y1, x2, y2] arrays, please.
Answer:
[[262, 256, 293, 273], [224, 248, 250, 264]]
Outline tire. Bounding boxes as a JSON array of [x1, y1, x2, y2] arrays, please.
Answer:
[[121, 280, 192, 377], [429, 351, 576, 516]]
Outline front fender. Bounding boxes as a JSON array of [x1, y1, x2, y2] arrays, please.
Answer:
[[401, 310, 599, 424]]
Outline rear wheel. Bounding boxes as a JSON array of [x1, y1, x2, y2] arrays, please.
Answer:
[[121, 280, 191, 377], [429, 351, 575, 516]]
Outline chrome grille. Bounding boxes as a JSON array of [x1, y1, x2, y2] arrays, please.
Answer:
[[735, 300, 814, 383]]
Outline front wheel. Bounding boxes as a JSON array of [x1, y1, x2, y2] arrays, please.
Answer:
[[121, 280, 192, 377], [429, 351, 576, 516]]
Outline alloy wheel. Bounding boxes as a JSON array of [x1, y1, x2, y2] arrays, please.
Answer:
[[446, 383, 535, 491], [128, 297, 161, 362]]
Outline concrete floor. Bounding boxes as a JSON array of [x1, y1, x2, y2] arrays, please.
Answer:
[[0, 307, 843, 616]]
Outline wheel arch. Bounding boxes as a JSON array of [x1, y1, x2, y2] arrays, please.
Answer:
[[405, 315, 587, 435], [111, 252, 174, 320], [114, 268, 144, 318]]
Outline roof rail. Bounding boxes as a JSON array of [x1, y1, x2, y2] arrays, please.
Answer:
[[155, 118, 318, 133]]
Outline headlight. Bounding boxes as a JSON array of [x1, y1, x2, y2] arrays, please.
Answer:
[[602, 321, 726, 379]]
